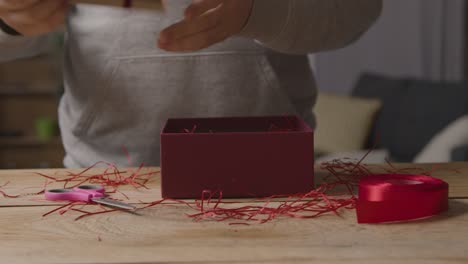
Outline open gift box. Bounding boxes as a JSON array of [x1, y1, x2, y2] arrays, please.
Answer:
[[160, 115, 314, 199]]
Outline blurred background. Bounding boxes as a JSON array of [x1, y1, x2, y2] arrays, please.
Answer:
[[0, 0, 466, 168], [0, 31, 64, 169]]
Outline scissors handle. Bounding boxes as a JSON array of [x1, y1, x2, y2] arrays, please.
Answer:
[[45, 185, 105, 202], [45, 189, 93, 202], [73, 185, 105, 194], [45, 185, 135, 211]]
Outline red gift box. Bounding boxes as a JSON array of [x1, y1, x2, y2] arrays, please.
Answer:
[[160, 115, 314, 199]]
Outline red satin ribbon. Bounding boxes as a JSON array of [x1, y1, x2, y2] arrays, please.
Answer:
[[357, 174, 449, 224]]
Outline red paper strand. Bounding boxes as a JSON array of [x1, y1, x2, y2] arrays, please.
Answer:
[[0, 179, 51, 199], [1, 151, 451, 224], [0, 182, 20, 198], [34, 161, 158, 194], [37, 158, 380, 222]]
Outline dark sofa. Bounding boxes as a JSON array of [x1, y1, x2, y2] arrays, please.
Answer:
[[352, 73, 468, 162]]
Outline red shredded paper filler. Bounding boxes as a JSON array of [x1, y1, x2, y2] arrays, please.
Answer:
[[1, 150, 450, 224]]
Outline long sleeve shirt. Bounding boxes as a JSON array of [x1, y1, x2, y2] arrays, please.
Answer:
[[0, 0, 382, 167]]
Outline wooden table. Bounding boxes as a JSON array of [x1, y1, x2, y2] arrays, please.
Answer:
[[1, 163, 468, 264]]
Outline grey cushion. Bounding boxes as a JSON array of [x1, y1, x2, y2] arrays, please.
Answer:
[[452, 145, 468, 162], [352, 73, 468, 162]]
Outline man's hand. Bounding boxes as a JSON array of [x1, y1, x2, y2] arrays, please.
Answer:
[[158, 0, 253, 52], [0, 0, 69, 36]]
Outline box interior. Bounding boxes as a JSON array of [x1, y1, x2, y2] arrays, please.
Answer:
[[162, 116, 312, 134]]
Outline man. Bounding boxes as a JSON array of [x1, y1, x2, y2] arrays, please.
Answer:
[[0, 0, 382, 167]]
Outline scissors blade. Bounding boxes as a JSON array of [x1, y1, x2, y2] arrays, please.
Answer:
[[92, 198, 136, 211]]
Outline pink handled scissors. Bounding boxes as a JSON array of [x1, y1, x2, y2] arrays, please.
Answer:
[[45, 184, 136, 211]]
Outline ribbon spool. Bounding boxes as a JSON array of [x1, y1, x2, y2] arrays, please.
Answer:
[[357, 174, 449, 224]]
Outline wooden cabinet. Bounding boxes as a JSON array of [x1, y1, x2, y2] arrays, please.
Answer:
[[0, 54, 65, 169]]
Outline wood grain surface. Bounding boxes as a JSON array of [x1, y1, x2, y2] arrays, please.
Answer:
[[1, 162, 467, 207], [1, 163, 468, 264]]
